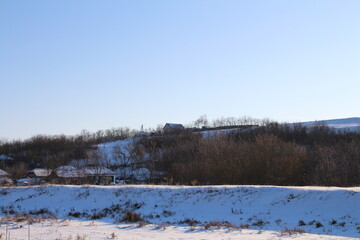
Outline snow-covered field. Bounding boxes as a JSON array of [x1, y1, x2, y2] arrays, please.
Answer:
[[1, 185, 359, 239], [0, 219, 352, 240]]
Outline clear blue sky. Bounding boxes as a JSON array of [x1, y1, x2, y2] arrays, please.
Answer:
[[1, 0, 359, 140]]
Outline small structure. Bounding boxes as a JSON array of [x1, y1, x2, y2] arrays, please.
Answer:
[[50, 165, 115, 185], [50, 166, 86, 184], [163, 123, 185, 134], [0, 169, 11, 178], [83, 166, 115, 185], [0, 169, 10, 178], [0, 169, 13, 185], [26, 168, 52, 184], [26, 168, 52, 178]]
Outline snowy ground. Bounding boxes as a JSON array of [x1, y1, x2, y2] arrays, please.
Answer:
[[1, 220, 354, 240], [298, 117, 360, 132], [0, 185, 359, 239]]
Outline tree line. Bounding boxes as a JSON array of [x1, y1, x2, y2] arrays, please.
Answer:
[[142, 121, 360, 187], [1, 117, 360, 186], [0, 127, 135, 178]]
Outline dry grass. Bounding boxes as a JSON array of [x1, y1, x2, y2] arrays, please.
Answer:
[[240, 223, 250, 229], [179, 218, 200, 226], [280, 227, 306, 236], [75, 234, 87, 240], [155, 224, 168, 230], [1, 212, 57, 224], [138, 220, 148, 227], [109, 232, 117, 239]]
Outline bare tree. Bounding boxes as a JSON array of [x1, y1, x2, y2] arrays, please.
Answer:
[[193, 115, 209, 128], [5, 162, 29, 179], [112, 145, 130, 167]]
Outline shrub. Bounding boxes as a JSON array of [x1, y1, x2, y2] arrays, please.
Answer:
[[179, 218, 200, 226], [162, 210, 175, 217], [29, 208, 52, 215], [240, 223, 250, 229], [68, 211, 82, 218], [252, 219, 265, 227], [90, 212, 105, 220], [223, 222, 239, 229], [315, 222, 323, 228], [298, 220, 306, 226], [203, 221, 222, 229], [121, 211, 142, 223]]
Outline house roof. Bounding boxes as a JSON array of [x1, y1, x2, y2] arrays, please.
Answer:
[[55, 166, 85, 178], [0, 169, 10, 177], [0, 155, 14, 161], [28, 168, 52, 177], [54, 166, 115, 178], [164, 123, 185, 129], [83, 166, 115, 176]]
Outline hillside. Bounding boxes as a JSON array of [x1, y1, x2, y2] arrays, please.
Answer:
[[96, 117, 360, 166], [300, 117, 360, 132], [1, 185, 359, 239]]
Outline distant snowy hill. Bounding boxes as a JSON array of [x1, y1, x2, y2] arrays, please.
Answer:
[[300, 117, 360, 132]]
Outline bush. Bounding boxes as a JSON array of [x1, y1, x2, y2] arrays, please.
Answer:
[[121, 211, 142, 223], [179, 218, 200, 226], [298, 220, 306, 226], [29, 208, 52, 215], [68, 211, 82, 218]]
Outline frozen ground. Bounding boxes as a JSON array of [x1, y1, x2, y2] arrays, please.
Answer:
[[0, 185, 359, 239]]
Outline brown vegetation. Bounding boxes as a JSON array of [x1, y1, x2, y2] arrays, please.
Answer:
[[1, 117, 359, 187], [152, 122, 360, 186]]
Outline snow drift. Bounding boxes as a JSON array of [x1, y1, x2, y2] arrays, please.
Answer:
[[1, 185, 359, 238]]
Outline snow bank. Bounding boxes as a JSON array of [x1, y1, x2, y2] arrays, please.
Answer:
[[1, 185, 359, 238]]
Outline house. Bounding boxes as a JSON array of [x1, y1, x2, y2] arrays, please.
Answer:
[[26, 168, 52, 178], [26, 168, 52, 184], [0, 169, 13, 185], [51, 165, 115, 185], [0, 169, 10, 178], [83, 166, 115, 185], [163, 123, 185, 134], [50, 166, 86, 184]]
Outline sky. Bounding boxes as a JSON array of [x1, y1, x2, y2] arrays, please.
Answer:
[[1, 0, 359, 140]]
